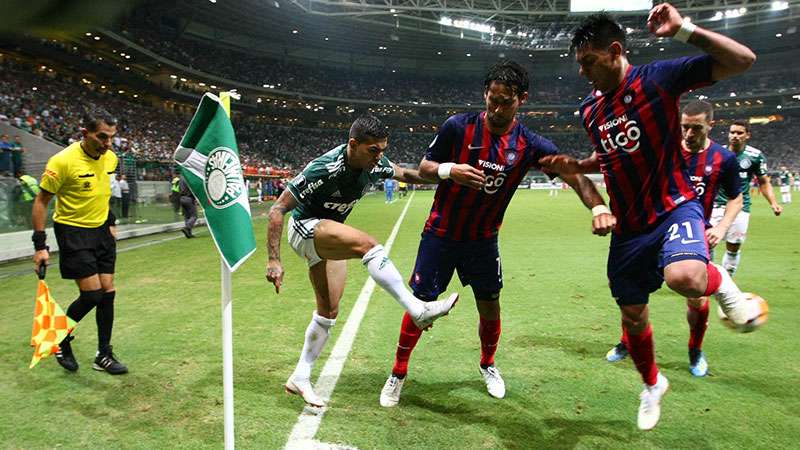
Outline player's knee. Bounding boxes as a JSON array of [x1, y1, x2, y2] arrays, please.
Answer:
[[356, 235, 380, 257], [619, 303, 648, 333], [665, 268, 705, 297]]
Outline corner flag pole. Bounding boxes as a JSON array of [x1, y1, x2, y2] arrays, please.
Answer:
[[219, 90, 237, 450]]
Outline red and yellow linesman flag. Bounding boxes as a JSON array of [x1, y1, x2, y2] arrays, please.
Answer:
[[30, 267, 76, 368]]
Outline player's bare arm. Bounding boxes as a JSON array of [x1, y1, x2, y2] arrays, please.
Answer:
[[391, 164, 437, 184], [707, 193, 743, 247], [756, 174, 782, 216], [31, 189, 54, 273], [419, 157, 486, 190], [538, 152, 600, 175], [266, 189, 298, 293], [560, 173, 616, 236], [646, 2, 756, 81]]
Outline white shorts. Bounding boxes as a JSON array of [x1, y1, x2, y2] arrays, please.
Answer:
[[710, 207, 750, 244], [780, 185, 790, 194], [287, 216, 323, 267]]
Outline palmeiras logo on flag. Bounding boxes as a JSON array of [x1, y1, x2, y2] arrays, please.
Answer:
[[205, 147, 244, 209]]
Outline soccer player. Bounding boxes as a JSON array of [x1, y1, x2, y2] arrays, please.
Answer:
[[379, 60, 615, 408], [32, 112, 128, 375], [540, 6, 764, 430], [778, 166, 793, 204], [265, 115, 457, 407], [605, 101, 742, 378], [179, 174, 198, 238], [711, 121, 782, 276]]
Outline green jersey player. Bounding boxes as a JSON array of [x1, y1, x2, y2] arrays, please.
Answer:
[[265, 115, 457, 407], [778, 166, 793, 204], [710, 120, 782, 275]]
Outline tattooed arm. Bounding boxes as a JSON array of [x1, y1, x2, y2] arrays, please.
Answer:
[[266, 189, 298, 293]]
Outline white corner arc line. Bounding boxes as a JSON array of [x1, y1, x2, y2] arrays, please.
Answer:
[[284, 193, 416, 450]]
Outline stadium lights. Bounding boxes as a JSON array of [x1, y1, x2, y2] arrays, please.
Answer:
[[94, 36, 100, 40], [85, 32, 92, 36], [324, 37, 329, 41], [437, 51, 442, 55], [439, 16, 496, 34], [170, 75, 177, 79], [772, 1, 789, 11], [776, 33, 783, 37], [466, 53, 471, 57], [292, 30, 298, 34], [210, 85, 217, 89], [777, 105, 783, 109], [730, 92, 737, 97]]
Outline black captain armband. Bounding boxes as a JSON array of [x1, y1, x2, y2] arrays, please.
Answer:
[[32, 231, 48, 251]]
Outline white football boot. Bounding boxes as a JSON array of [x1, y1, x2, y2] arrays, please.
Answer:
[[380, 374, 405, 407], [637, 372, 669, 431], [480, 365, 506, 399], [411, 293, 458, 330], [285, 376, 325, 407], [712, 263, 751, 326]]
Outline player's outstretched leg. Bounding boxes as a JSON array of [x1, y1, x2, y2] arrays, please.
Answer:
[[315, 221, 458, 329], [361, 245, 458, 329], [665, 259, 758, 331], [686, 297, 710, 377]]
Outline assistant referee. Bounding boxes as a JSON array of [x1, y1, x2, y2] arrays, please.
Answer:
[[32, 112, 128, 375]]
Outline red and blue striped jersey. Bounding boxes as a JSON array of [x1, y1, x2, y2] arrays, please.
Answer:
[[682, 140, 740, 221], [423, 111, 558, 241], [580, 55, 715, 235]]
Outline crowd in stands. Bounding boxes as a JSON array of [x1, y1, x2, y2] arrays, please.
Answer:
[[118, 22, 800, 107], [2, 54, 798, 182]]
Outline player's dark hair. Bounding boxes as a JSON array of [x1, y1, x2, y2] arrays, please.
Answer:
[[570, 12, 627, 54], [83, 109, 117, 132], [349, 115, 389, 142], [731, 119, 751, 133], [683, 100, 714, 121], [484, 60, 529, 96]]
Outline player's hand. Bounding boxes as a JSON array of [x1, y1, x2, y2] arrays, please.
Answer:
[[592, 213, 616, 236], [450, 164, 486, 190], [538, 155, 582, 175], [33, 249, 49, 275], [266, 259, 284, 294], [771, 203, 782, 216], [705, 226, 726, 248], [647, 2, 683, 38], [109, 225, 117, 240]]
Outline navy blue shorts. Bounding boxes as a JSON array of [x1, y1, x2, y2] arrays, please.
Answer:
[[608, 200, 708, 305], [409, 232, 502, 301]]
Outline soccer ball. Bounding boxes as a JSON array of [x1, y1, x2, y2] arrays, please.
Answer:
[[717, 293, 768, 333]]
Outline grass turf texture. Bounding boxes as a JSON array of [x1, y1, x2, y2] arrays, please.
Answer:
[[0, 191, 797, 449]]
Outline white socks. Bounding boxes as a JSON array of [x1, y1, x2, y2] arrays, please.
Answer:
[[722, 250, 741, 276], [362, 245, 424, 317], [292, 311, 335, 381]]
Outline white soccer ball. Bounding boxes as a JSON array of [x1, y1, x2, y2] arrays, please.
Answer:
[[717, 292, 769, 333]]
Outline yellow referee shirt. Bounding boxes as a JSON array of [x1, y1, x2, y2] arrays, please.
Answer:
[[39, 142, 119, 228]]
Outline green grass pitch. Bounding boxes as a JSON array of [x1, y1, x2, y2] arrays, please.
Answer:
[[0, 190, 797, 449]]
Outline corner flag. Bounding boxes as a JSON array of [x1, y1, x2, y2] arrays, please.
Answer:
[[30, 268, 76, 368], [174, 93, 256, 271]]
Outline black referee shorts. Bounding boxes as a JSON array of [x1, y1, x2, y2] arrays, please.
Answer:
[[53, 222, 116, 279]]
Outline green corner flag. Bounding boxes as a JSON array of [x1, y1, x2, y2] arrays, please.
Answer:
[[174, 93, 256, 271]]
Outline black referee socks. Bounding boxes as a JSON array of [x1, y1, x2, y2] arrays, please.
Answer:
[[66, 289, 104, 323], [96, 291, 115, 352]]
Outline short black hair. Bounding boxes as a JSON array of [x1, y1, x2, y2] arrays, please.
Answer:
[[349, 115, 389, 142], [731, 119, 751, 133], [683, 100, 714, 121], [484, 60, 529, 96], [83, 109, 117, 132], [570, 12, 627, 54]]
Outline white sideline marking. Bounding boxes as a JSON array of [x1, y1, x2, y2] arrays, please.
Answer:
[[284, 193, 415, 450]]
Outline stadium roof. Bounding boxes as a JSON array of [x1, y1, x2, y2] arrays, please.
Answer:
[[141, 0, 800, 69]]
